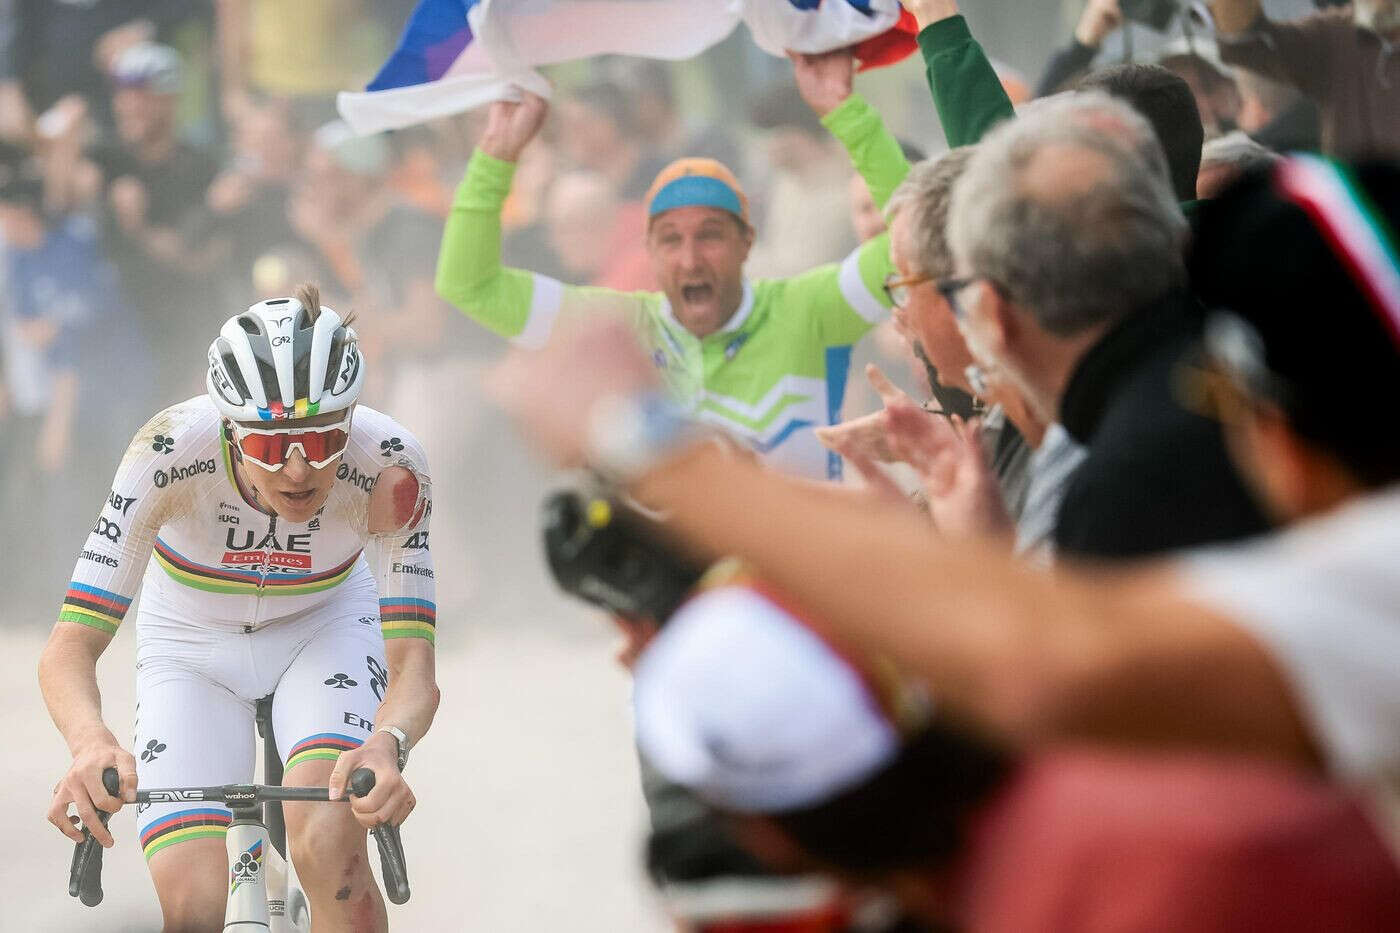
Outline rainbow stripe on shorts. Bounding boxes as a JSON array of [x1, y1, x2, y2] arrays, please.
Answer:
[[58, 583, 133, 636], [285, 733, 363, 772], [379, 598, 436, 644], [140, 808, 232, 861]]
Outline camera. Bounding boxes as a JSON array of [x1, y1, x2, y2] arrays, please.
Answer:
[[542, 489, 707, 623]]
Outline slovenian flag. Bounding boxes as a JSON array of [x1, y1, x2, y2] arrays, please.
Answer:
[[337, 0, 916, 135]]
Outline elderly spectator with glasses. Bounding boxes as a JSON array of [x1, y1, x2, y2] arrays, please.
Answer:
[[941, 90, 1269, 560]]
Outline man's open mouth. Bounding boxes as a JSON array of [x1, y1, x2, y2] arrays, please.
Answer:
[[681, 284, 714, 304], [281, 489, 315, 502]]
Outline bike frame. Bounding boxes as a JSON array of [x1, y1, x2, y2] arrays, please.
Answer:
[[225, 798, 306, 931]]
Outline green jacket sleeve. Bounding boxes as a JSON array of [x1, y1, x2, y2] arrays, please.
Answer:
[[771, 93, 901, 349], [782, 232, 896, 349], [434, 149, 657, 348], [821, 92, 910, 210], [918, 15, 1016, 148]]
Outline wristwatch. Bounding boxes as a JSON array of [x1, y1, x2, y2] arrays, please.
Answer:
[[585, 391, 701, 484], [376, 726, 411, 772]]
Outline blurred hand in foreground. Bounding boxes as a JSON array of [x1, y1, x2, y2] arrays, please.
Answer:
[[486, 314, 660, 466]]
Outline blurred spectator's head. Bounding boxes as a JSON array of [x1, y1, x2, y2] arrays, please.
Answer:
[[634, 585, 1010, 906], [233, 97, 301, 180], [559, 81, 639, 171], [1078, 64, 1204, 203], [644, 157, 754, 337], [948, 93, 1186, 417], [750, 83, 833, 173], [0, 146, 45, 247], [849, 139, 925, 243], [1189, 157, 1400, 517], [1197, 131, 1280, 200], [609, 60, 677, 146], [1354, 0, 1400, 36], [303, 120, 390, 213], [884, 147, 979, 395], [547, 171, 619, 280], [109, 42, 182, 153], [1157, 40, 1242, 139], [1232, 70, 1304, 136]]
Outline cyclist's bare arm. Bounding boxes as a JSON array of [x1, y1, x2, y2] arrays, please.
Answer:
[[329, 460, 441, 827], [39, 623, 137, 846], [332, 637, 440, 827], [40, 411, 177, 845]]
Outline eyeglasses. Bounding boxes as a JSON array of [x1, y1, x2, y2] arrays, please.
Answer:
[[883, 272, 932, 309], [935, 276, 986, 322], [231, 411, 353, 471]]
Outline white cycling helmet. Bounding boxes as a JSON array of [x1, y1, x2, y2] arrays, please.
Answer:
[[206, 293, 363, 421]]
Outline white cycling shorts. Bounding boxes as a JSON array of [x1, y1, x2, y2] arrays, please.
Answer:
[[132, 564, 386, 862]]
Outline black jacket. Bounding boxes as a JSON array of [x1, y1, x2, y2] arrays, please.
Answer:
[[1053, 292, 1271, 560]]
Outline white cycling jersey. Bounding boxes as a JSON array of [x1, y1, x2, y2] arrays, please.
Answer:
[[60, 396, 436, 643], [61, 395, 437, 864]]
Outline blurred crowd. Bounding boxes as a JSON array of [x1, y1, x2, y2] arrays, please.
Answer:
[[0, 0, 903, 613], [483, 1, 1400, 932], [7, 0, 1400, 929]]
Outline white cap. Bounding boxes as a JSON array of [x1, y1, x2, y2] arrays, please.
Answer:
[[633, 585, 900, 814], [111, 42, 182, 95]]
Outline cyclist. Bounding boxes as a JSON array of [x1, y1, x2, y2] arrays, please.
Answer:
[[39, 284, 439, 932], [435, 52, 908, 480]]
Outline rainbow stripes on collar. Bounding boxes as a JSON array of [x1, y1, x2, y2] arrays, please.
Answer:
[[59, 583, 132, 636], [140, 808, 231, 861], [379, 597, 436, 644], [285, 732, 363, 772], [153, 537, 361, 596]]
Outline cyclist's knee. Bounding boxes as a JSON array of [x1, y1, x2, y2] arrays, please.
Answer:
[[148, 838, 227, 931], [285, 776, 366, 873]]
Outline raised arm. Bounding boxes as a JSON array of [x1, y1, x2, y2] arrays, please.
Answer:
[[434, 93, 561, 346], [903, 0, 1014, 147], [791, 49, 910, 209]]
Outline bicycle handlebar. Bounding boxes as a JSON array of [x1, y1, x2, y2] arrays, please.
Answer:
[[350, 769, 412, 905], [69, 767, 410, 907]]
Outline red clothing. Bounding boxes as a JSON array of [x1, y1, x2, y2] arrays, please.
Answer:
[[955, 750, 1400, 932]]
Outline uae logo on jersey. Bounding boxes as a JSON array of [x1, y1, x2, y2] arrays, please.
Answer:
[[222, 528, 314, 572]]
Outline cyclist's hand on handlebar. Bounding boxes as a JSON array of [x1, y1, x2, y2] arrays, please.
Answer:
[[47, 738, 137, 846], [478, 90, 548, 163], [328, 735, 416, 830]]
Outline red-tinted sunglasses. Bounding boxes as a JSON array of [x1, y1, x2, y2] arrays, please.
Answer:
[[231, 412, 352, 471]]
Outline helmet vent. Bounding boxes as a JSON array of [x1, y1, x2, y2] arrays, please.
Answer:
[[238, 315, 262, 335], [216, 339, 252, 402], [324, 331, 346, 393]]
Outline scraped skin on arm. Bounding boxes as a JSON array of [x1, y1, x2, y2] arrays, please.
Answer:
[[368, 466, 426, 533]]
